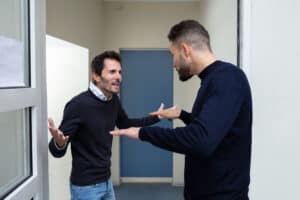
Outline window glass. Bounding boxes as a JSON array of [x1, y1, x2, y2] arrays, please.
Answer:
[[0, 109, 31, 199], [0, 0, 29, 88]]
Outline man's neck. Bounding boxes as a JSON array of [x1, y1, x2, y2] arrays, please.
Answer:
[[193, 51, 217, 75], [100, 88, 112, 100]]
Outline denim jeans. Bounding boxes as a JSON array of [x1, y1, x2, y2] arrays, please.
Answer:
[[70, 178, 115, 200]]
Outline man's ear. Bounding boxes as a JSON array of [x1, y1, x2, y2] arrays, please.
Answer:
[[92, 72, 100, 83], [180, 43, 191, 57]]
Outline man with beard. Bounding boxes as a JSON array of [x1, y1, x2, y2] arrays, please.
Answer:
[[48, 51, 162, 200], [110, 20, 252, 200]]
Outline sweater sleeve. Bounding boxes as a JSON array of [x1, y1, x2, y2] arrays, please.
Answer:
[[139, 71, 245, 157], [49, 99, 81, 158], [116, 99, 160, 129], [179, 110, 192, 125]]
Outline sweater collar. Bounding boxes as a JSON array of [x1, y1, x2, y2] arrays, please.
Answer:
[[198, 60, 221, 80]]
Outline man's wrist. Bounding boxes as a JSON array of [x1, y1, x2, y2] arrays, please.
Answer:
[[136, 127, 140, 140], [54, 140, 66, 150], [177, 109, 182, 119]]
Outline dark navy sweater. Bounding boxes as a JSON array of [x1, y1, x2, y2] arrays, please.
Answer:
[[49, 90, 159, 186], [140, 61, 252, 200]]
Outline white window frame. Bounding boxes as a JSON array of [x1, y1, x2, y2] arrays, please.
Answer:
[[0, 0, 48, 199]]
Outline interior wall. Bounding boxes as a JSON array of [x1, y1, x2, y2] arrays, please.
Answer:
[[103, 0, 237, 185], [196, 0, 237, 64], [46, 35, 89, 200], [249, 1, 300, 199], [46, 0, 104, 61]]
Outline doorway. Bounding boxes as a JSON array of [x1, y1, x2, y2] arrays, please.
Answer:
[[120, 49, 173, 182]]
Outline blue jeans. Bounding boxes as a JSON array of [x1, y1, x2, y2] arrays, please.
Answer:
[[70, 179, 115, 200]]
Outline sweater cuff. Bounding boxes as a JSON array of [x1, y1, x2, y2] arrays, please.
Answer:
[[54, 140, 67, 150], [153, 115, 160, 122], [49, 138, 67, 157], [179, 110, 189, 121], [139, 127, 149, 141]]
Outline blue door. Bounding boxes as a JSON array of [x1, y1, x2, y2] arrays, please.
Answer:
[[120, 50, 173, 178]]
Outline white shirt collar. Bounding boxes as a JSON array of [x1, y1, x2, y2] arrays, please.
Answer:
[[89, 82, 111, 101]]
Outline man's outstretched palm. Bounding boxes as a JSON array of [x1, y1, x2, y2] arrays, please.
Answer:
[[150, 105, 181, 119], [48, 118, 69, 147], [110, 127, 141, 140]]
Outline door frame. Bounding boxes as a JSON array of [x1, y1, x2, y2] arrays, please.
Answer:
[[239, 0, 252, 80], [2, 0, 48, 199]]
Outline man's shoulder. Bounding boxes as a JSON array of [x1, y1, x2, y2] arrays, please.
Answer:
[[215, 61, 246, 79], [66, 90, 90, 106], [218, 61, 239, 71], [70, 89, 89, 99], [212, 61, 251, 97]]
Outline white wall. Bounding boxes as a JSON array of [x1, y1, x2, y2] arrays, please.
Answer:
[[46, 35, 89, 200], [46, 0, 104, 61], [103, 0, 237, 185], [196, 0, 237, 64], [249, 1, 300, 199]]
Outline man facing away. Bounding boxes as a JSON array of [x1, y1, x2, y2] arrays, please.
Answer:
[[48, 51, 162, 200], [111, 20, 252, 200]]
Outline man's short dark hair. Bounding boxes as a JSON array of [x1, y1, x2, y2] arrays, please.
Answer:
[[91, 51, 121, 76], [168, 19, 212, 52]]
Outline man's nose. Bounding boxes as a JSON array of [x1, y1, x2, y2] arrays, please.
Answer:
[[116, 72, 122, 81]]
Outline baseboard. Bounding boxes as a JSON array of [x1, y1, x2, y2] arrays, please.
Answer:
[[120, 177, 172, 183]]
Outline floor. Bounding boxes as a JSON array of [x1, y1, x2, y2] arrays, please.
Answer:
[[114, 183, 184, 200]]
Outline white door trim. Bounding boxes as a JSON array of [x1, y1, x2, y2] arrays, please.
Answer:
[[4, 0, 48, 199], [121, 177, 172, 183], [239, 0, 252, 80]]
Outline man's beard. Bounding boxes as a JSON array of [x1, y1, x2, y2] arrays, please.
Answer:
[[178, 67, 193, 81], [99, 77, 120, 95], [177, 60, 193, 82]]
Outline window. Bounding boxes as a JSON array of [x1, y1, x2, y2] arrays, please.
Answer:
[[0, 0, 30, 88], [0, 0, 47, 199], [0, 109, 31, 199]]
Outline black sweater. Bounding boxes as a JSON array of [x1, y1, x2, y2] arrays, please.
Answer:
[[140, 61, 252, 200], [49, 90, 159, 186]]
